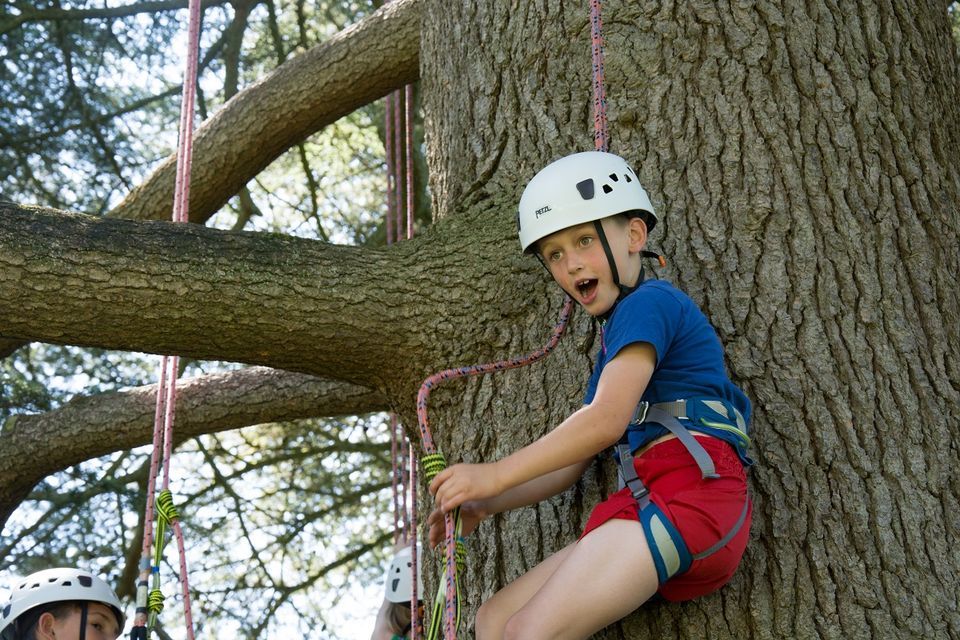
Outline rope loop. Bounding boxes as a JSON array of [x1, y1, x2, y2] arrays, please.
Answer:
[[421, 453, 447, 483], [155, 489, 180, 525]]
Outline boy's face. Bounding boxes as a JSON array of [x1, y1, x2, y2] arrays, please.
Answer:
[[536, 216, 647, 317], [37, 602, 121, 640]]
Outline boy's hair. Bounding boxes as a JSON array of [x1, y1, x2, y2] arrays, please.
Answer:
[[12, 601, 79, 640], [387, 601, 412, 636]]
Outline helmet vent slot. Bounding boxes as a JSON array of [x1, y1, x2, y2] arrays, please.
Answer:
[[576, 179, 595, 200], [78, 576, 92, 587], [624, 174, 633, 182], [602, 184, 613, 194], [609, 173, 619, 182]]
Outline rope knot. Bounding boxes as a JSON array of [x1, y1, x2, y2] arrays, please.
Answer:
[[421, 453, 447, 483]]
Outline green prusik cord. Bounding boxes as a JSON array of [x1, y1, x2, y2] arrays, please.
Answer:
[[420, 453, 468, 639], [148, 489, 180, 629]]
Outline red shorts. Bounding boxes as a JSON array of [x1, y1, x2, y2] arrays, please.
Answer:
[[581, 436, 751, 601]]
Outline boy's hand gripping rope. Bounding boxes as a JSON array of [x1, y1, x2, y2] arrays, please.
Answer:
[[412, 296, 575, 640]]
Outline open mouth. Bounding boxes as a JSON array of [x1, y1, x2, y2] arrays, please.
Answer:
[[575, 278, 598, 300]]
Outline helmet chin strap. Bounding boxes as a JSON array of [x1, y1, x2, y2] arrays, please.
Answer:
[[78, 602, 88, 640], [593, 220, 641, 304]]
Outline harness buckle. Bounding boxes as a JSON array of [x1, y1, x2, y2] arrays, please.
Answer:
[[630, 401, 650, 425]]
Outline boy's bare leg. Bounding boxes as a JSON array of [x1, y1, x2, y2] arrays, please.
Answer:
[[502, 519, 658, 640], [475, 542, 576, 639]]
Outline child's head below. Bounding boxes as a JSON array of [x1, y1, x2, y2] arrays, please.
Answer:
[[518, 151, 658, 317], [381, 545, 423, 638], [1, 568, 124, 640]]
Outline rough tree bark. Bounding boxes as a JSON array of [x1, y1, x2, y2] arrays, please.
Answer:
[[418, 1, 960, 638], [0, 1, 958, 638]]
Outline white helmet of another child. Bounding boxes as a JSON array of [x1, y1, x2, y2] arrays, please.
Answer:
[[0, 568, 125, 640], [517, 151, 658, 253], [383, 545, 424, 604]]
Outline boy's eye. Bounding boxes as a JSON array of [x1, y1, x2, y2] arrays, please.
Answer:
[[578, 236, 593, 247], [547, 250, 562, 262]]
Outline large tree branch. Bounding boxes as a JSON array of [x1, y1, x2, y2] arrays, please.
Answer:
[[0, 202, 518, 386], [108, 0, 421, 224], [0, 366, 388, 530]]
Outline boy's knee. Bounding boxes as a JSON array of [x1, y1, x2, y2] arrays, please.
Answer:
[[475, 600, 504, 639], [502, 609, 545, 640]]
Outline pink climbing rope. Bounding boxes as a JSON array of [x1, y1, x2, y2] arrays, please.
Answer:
[[405, 84, 415, 240], [590, 0, 609, 152], [385, 92, 396, 246], [134, 1, 201, 638], [413, 296, 574, 639]]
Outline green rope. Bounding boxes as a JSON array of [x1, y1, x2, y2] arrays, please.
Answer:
[[148, 489, 180, 629]]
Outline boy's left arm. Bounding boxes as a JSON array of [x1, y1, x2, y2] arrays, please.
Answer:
[[430, 342, 655, 513]]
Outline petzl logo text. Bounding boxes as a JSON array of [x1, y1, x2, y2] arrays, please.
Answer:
[[535, 205, 552, 218]]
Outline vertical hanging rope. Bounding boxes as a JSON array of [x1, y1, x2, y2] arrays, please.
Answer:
[[385, 92, 396, 246], [391, 415, 401, 543], [405, 84, 415, 240], [132, 2, 201, 638], [414, 1, 611, 636], [590, 0, 609, 152], [384, 58, 422, 633], [393, 88, 404, 243]]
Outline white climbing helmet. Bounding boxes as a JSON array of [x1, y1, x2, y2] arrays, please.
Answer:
[[517, 151, 658, 253], [0, 568, 125, 640], [383, 545, 424, 604]]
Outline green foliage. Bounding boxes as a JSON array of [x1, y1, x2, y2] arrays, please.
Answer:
[[0, 412, 398, 639], [0, 1, 184, 212]]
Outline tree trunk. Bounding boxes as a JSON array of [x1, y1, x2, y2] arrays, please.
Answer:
[[1, 1, 958, 637], [418, 1, 960, 637]]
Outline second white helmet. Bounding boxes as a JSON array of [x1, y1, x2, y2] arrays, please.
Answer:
[[0, 568, 125, 640], [383, 545, 424, 604], [518, 151, 657, 253]]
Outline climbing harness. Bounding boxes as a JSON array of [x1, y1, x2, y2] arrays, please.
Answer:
[[614, 399, 751, 583], [131, 2, 202, 638]]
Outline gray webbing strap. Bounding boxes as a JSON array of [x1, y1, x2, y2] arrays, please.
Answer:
[[645, 407, 720, 479], [692, 496, 750, 560], [615, 443, 651, 510]]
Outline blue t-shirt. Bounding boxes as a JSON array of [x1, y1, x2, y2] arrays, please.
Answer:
[[583, 279, 752, 463]]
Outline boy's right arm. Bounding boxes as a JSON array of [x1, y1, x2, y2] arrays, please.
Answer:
[[428, 458, 591, 547]]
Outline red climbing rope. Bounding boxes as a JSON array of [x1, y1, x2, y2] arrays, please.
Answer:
[[133, 2, 201, 638]]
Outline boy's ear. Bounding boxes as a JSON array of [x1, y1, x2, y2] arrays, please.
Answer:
[[627, 215, 648, 253], [36, 612, 57, 639]]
